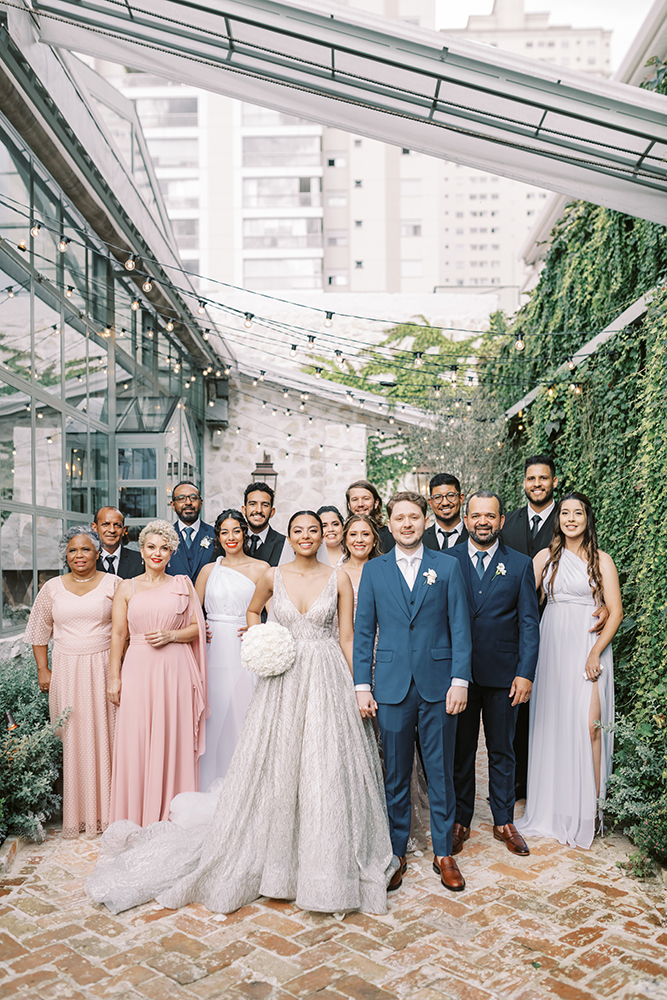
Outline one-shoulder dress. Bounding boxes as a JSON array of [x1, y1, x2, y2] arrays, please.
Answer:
[[87, 568, 397, 914]]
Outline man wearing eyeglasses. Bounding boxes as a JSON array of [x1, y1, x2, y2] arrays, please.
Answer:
[[167, 481, 216, 580], [424, 474, 469, 551]]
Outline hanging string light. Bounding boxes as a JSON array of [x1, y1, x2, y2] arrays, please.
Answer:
[[324, 311, 334, 328], [124, 254, 138, 271], [142, 278, 153, 293]]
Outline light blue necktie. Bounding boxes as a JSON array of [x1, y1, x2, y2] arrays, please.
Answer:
[[184, 527, 194, 549], [475, 551, 486, 579]]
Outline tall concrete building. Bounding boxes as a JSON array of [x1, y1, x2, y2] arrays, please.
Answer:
[[99, 0, 611, 301]]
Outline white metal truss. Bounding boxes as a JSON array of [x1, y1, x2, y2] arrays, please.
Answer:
[[15, 0, 667, 226]]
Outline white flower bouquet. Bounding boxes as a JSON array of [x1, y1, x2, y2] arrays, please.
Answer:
[[241, 622, 296, 678]]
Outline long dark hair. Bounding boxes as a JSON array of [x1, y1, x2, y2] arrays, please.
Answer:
[[540, 492, 603, 605], [345, 480, 385, 527], [341, 514, 382, 562], [287, 510, 323, 535], [214, 509, 250, 555]]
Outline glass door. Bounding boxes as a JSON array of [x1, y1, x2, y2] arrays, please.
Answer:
[[116, 433, 167, 543]]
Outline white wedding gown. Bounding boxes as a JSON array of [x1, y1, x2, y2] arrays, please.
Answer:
[[199, 560, 256, 791], [516, 549, 614, 849], [86, 568, 397, 915]]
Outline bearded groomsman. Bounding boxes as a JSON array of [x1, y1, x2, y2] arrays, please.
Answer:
[[167, 481, 216, 580], [242, 482, 285, 567], [446, 492, 539, 858], [423, 474, 468, 551]]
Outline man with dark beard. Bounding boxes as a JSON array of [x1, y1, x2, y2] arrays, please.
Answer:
[[242, 482, 285, 567], [445, 492, 539, 858], [167, 481, 216, 580], [501, 455, 558, 559]]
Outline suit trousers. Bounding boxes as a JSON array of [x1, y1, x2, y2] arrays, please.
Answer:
[[454, 683, 518, 827], [377, 680, 456, 857]]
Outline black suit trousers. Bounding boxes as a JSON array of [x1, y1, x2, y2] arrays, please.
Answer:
[[454, 683, 518, 827]]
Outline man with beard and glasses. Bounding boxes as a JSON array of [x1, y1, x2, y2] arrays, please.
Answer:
[[445, 492, 539, 859], [167, 481, 216, 580], [242, 482, 285, 567], [423, 473, 468, 551]]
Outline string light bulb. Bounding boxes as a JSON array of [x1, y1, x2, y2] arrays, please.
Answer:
[[6, 287, 14, 298], [568, 357, 576, 370], [259, 371, 265, 381], [166, 320, 174, 332], [290, 344, 297, 357], [324, 311, 334, 328], [58, 236, 70, 252], [125, 254, 137, 271], [65, 285, 73, 298], [224, 366, 231, 376], [146, 328, 154, 339], [203, 329, 210, 341], [334, 349, 342, 358], [434, 385, 441, 398], [515, 337, 525, 351], [414, 352, 423, 366], [307, 335, 315, 345], [142, 279, 153, 293], [30, 222, 41, 238], [104, 326, 112, 337], [131, 298, 140, 311], [198, 301, 205, 315], [244, 312, 254, 328], [315, 367, 322, 378]]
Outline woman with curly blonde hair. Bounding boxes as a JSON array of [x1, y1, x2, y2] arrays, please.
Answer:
[[108, 519, 207, 827], [516, 493, 622, 849]]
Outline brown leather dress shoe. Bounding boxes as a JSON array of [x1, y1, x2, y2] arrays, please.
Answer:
[[432, 855, 465, 892], [452, 822, 470, 856], [388, 856, 407, 891], [493, 823, 530, 856]]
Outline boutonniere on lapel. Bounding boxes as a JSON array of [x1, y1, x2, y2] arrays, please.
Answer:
[[423, 568, 437, 586], [493, 562, 506, 579], [200, 536, 211, 549]]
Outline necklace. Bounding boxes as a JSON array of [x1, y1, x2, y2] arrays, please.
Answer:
[[72, 572, 97, 582]]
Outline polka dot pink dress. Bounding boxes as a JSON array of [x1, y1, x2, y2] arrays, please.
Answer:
[[25, 574, 120, 838]]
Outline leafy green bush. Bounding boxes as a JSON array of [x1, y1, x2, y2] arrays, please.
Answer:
[[0, 651, 64, 843], [603, 711, 667, 867]]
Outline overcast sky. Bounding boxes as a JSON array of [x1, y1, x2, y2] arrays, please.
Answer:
[[436, 0, 658, 70]]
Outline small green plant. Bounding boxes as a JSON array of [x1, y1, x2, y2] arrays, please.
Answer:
[[617, 852, 655, 879], [0, 651, 64, 843]]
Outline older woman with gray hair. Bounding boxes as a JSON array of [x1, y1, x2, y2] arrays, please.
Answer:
[[25, 525, 121, 837], [108, 519, 207, 827]]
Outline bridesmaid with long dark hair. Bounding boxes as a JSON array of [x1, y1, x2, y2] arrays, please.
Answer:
[[195, 510, 269, 790], [517, 493, 622, 849]]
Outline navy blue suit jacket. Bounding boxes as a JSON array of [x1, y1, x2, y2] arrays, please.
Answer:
[[445, 542, 539, 688], [353, 546, 472, 705], [167, 521, 216, 582]]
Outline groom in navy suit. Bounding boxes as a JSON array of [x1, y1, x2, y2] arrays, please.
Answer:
[[354, 491, 472, 892], [167, 481, 216, 581], [446, 491, 539, 858]]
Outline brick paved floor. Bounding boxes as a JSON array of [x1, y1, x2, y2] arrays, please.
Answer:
[[1, 756, 666, 1000]]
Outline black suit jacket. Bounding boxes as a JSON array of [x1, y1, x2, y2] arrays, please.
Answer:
[[423, 522, 469, 551], [378, 524, 395, 554], [501, 505, 556, 559], [97, 546, 144, 579], [248, 524, 285, 567]]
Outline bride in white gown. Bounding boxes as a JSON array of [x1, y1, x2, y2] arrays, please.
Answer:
[[516, 493, 622, 849], [194, 510, 269, 791], [86, 510, 397, 915]]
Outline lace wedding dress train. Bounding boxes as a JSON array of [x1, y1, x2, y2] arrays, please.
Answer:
[[87, 568, 397, 915]]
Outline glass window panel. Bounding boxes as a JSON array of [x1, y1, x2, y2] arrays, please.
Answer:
[[118, 447, 156, 480], [119, 486, 157, 518], [65, 423, 88, 514], [35, 404, 63, 509], [2, 510, 33, 630], [0, 134, 31, 246], [88, 334, 109, 423], [146, 137, 198, 168], [243, 257, 322, 290], [242, 136, 321, 168], [136, 97, 198, 128], [32, 169, 61, 287], [36, 516, 63, 591], [33, 298, 63, 395], [242, 176, 321, 208], [243, 217, 322, 249], [0, 268, 31, 381], [64, 319, 87, 390], [0, 382, 32, 504], [90, 431, 109, 516]]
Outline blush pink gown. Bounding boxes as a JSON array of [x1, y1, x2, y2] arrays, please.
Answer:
[[25, 574, 120, 838], [109, 575, 208, 827]]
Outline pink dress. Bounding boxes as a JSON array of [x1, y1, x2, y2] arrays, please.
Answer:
[[25, 574, 120, 838], [109, 575, 207, 827]]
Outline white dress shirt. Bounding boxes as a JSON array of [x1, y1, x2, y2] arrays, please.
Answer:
[[100, 547, 120, 574], [526, 500, 555, 536], [249, 524, 270, 546], [467, 537, 499, 574], [436, 520, 464, 549], [177, 517, 200, 543], [355, 543, 468, 691]]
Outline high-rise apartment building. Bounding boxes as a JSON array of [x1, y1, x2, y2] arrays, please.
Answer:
[[99, 0, 611, 300]]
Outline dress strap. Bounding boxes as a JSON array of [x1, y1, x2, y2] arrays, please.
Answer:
[[132, 577, 135, 595]]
